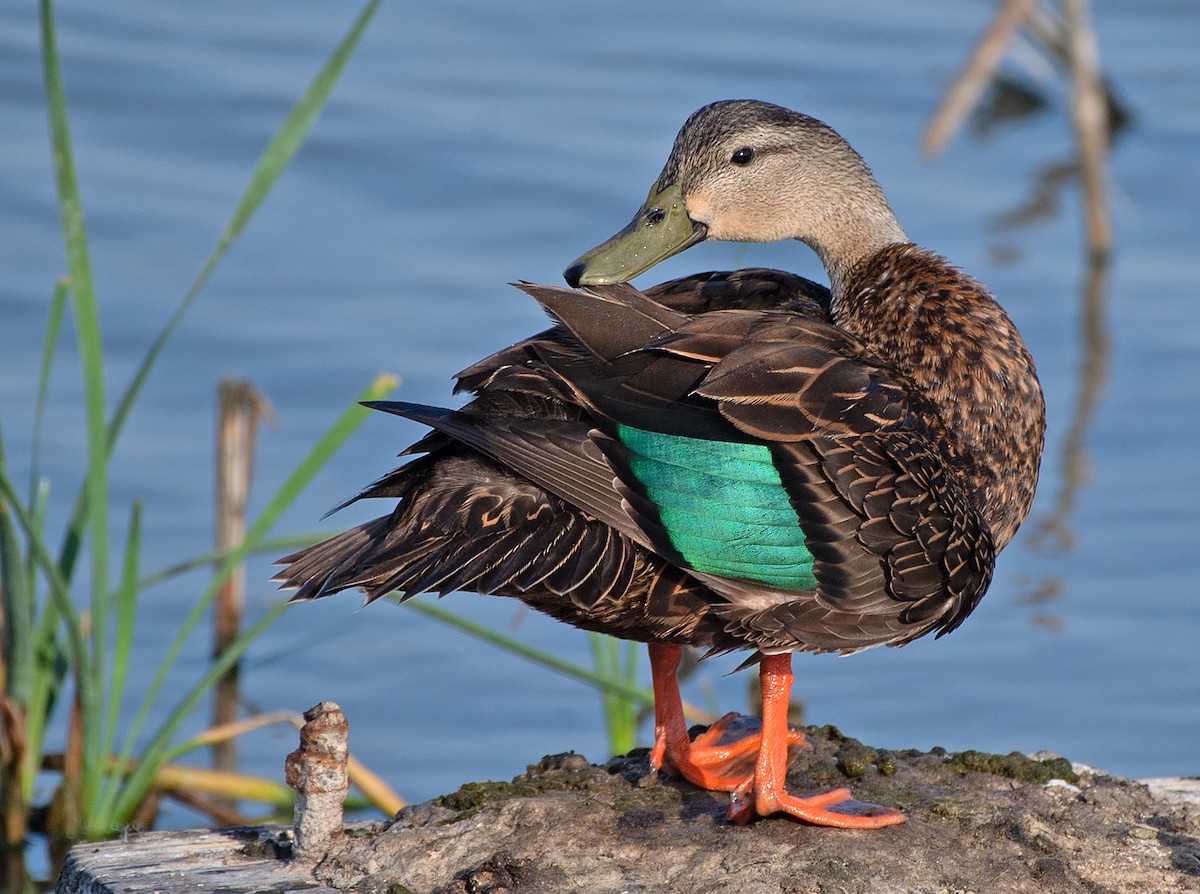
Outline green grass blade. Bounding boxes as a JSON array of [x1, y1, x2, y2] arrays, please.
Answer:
[[26, 0, 384, 836], [1, 448, 34, 705], [23, 613, 67, 800], [589, 633, 638, 756], [402, 600, 657, 710], [623, 637, 640, 695], [30, 279, 70, 504], [0, 469, 89, 697], [102, 0, 384, 461], [102, 500, 142, 761], [24, 281, 69, 732], [20, 477, 68, 800], [39, 0, 109, 815], [137, 531, 335, 592], [109, 600, 291, 823], [151, 663, 290, 781], [93, 375, 396, 832], [52, 0, 385, 587], [207, 0, 384, 285], [618, 639, 642, 750], [588, 633, 614, 747]]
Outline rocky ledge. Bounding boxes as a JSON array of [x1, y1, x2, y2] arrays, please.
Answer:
[[58, 726, 1200, 894]]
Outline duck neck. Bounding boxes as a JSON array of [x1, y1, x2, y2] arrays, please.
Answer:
[[805, 205, 908, 302]]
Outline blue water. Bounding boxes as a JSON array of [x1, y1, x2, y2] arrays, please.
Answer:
[[2, 0, 1198, 850]]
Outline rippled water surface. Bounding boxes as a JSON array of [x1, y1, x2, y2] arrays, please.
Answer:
[[2, 0, 1198, 840]]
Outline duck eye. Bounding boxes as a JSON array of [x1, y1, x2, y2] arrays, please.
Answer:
[[730, 146, 754, 166]]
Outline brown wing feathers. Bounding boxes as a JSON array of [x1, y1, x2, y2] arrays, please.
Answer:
[[275, 274, 997, 655]]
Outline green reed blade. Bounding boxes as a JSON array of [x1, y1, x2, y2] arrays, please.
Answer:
[[102, 0, 385, 464], [1, 450, 33, 706], [402, 600, 658, 711], [136, 532, 336, 592], [0, 469, 89, 707], [589, 632, 639, 756], [52, 0, 384, 589], [30, 280, 69, 505], [21, 479, 68, 801], [95, 375, 395, 832], [39, 0, 109, 814], [102, 501, 142, 762]]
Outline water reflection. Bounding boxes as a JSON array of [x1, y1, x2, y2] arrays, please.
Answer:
[[986, 77, 1131, 234], [921, 2, 1129, 632], [1017, 251, 1111, 631], [1025, 252, 1111, 559], [983, 80, 1124, 627], [925, 0, 1130, 261]]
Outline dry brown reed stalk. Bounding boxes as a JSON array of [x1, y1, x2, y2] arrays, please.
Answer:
[[212, 380, 274, 781], [921, 0, 1114, 258]]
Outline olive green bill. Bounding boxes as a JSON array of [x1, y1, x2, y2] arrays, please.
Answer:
[[563, 181, 707, 287]]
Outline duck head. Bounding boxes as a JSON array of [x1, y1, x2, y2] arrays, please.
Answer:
[[564, 100, 907, 294]]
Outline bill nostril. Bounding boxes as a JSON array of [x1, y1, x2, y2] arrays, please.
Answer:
[[563, 263, 585, 288]]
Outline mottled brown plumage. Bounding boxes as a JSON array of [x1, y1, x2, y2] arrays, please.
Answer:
[[276, 100, 1045, 827], [277, 271, 835, 651]]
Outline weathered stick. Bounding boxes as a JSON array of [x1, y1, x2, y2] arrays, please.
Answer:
[[212, 379, 272, 778]]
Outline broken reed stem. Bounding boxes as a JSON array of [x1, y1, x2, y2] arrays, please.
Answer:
[[1061, 0, 1111, 257], [921, 0, 1037, 158], [212, 380, 272, 779], [165, 787, 246, 828]]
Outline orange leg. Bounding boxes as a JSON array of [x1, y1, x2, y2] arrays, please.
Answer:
[[647, 643, 807, 793], [727, 653, 907, 828]]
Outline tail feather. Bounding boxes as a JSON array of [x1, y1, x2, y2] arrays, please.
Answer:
[[274, 450, 645, 617], [275, 515, 396, 602]]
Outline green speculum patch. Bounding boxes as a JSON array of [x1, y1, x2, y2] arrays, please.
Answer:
[[617, 425, 817, 591]]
